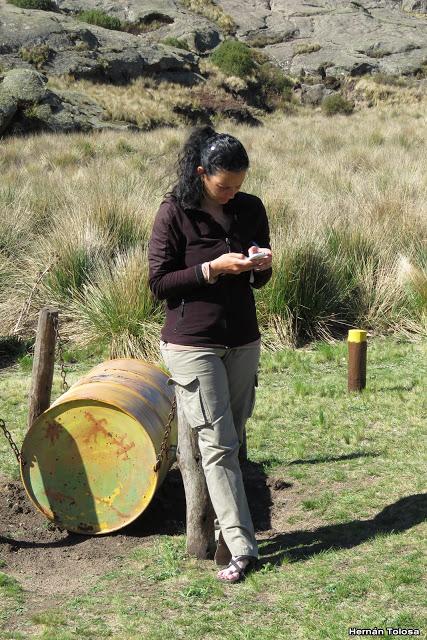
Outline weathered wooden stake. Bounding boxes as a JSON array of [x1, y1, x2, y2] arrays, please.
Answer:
[[28, 306, 59, 430], [175, 400, 216, 559], [238, 429, 247, 464], [348, 329, 367, 392]]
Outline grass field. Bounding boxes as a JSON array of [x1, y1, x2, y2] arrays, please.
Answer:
[[0, 336, 426, 639], [1, 96, 426, 358]]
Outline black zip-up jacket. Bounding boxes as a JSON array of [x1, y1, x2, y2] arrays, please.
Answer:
[[148, 191, 272, 348]]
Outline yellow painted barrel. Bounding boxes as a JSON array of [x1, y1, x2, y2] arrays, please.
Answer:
[[20, 359, 177, 535]]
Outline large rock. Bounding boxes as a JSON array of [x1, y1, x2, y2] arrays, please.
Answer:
[[0, 0, 426, 93], [0, 0, 201, 83], [402, 1, 427, 13], [53, 0, 222, 54], [1, 68, 48, 104], [300, 83, 335, 106], [0, 91, 17, 135], [0, 68, 133, 135], [215, 0, 427, 78]]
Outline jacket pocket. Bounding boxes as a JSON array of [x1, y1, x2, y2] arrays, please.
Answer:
[[167, 373, 212, 428], [248, 373, 259, 418], [173, 298, 185, 333]]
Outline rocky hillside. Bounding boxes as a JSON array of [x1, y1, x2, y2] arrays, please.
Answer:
[[0, 0, 426, 135]]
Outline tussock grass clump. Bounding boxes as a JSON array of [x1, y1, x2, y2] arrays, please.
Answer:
[[160, 36, 190, 51], [77, 9, 122, 31], [180, 0, 236, 34], [322, 93, 354, 116], [210, 40, 256, 78], [294, 43, 322, 55], [41, 221, 111, 302], [19, 44, 51, 69], [66, 244, 164, 360]]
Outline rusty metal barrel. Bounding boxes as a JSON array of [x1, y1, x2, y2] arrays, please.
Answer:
[[20, 359, 177, 535]]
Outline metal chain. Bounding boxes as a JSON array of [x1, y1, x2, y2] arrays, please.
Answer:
[[52, 313, 69, 392], [1, 308, 68, 466], [153, 396, 177, 472], [0, 418, 22, 465], [3, 302, 175, 472]]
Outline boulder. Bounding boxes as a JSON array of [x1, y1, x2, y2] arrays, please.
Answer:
[[1, 68, 48, 104], [215, 0, 427, 78], [0, 91, 17, 135], [0, 0, 201, 83], [402, 1, 427, 14], [300, 83, 328, 106], [0, 68, 133, 135]]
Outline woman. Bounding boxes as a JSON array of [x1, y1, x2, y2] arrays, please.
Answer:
[[148, 125, 273, 583]]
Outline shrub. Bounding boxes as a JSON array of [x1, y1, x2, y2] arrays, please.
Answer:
[[322, 93, 354, 116], [256, 63, 294, 102], [294, 43, 322, 55], [210, 40, 256, 78], [19, 44, 51, 69], [7, 0, 55, 9], [77, 10, 122, 31], [161, 36, 190, 51]]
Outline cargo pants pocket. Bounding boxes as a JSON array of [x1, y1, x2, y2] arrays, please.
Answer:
[[167, 374, 212, 429], [248, 373, 259, 418]]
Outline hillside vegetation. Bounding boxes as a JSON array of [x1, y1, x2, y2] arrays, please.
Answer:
[[0, 95, 426, 361]]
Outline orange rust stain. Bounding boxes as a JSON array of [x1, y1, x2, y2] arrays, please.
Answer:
[[83, 411, 135, 460], [44, 420, 62, 445], [93, 497, 129, 520]]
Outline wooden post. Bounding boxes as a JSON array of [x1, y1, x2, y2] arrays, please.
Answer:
[[238, 429, 247, 464], [175, 400, 216, 559], [348, 329, 367, 392], [28, 307, 59, 430]]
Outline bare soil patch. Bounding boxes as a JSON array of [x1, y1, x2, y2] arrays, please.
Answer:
[[0, 461, 295, 599]]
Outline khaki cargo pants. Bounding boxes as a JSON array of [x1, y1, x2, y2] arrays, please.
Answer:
[[160, 340, 260, 559]]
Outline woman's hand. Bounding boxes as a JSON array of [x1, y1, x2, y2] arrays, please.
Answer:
[[210, 246, 272, 277], [247, 245, 273, 272], [210, 253, 253, 276]]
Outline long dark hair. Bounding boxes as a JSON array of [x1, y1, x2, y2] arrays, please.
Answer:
[[168, 125, 250, 209]]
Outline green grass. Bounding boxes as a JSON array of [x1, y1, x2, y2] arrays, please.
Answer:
[[0, 336, 426, 638], [210, 40, 256, 78], [77, 9, 122, 31]]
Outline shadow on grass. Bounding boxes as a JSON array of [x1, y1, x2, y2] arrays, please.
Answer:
[[259, 493, 427, 565], [123, 459, 274, 537], [0, 462, 272, 551], [0, 336, 33, 370], [288, 451, 382, 465]]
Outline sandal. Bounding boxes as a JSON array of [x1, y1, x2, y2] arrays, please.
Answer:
[[214, 531, 232, 566], [217, 555, 257, 583]]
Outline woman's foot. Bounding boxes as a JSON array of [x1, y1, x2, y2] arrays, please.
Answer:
[[217, 556, 256, 583]]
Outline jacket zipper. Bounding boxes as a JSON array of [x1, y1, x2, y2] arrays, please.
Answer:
[[173, 298, 185, 332], [224, 237, 231, 336]]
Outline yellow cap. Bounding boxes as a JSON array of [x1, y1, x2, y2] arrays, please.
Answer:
[[348, 329, 367, 343]]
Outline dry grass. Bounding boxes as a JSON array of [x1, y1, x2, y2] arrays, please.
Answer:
[[179, 0, 236, 34], [1, 91, 426, 357]]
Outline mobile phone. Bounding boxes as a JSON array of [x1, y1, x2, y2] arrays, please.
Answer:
[[248, 252, 268, 261]]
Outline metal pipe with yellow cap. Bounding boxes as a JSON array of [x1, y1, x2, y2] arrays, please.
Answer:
[[348, 329, 367, 392]]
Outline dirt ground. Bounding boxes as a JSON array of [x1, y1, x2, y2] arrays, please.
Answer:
[[0, 461, 291, 603]]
